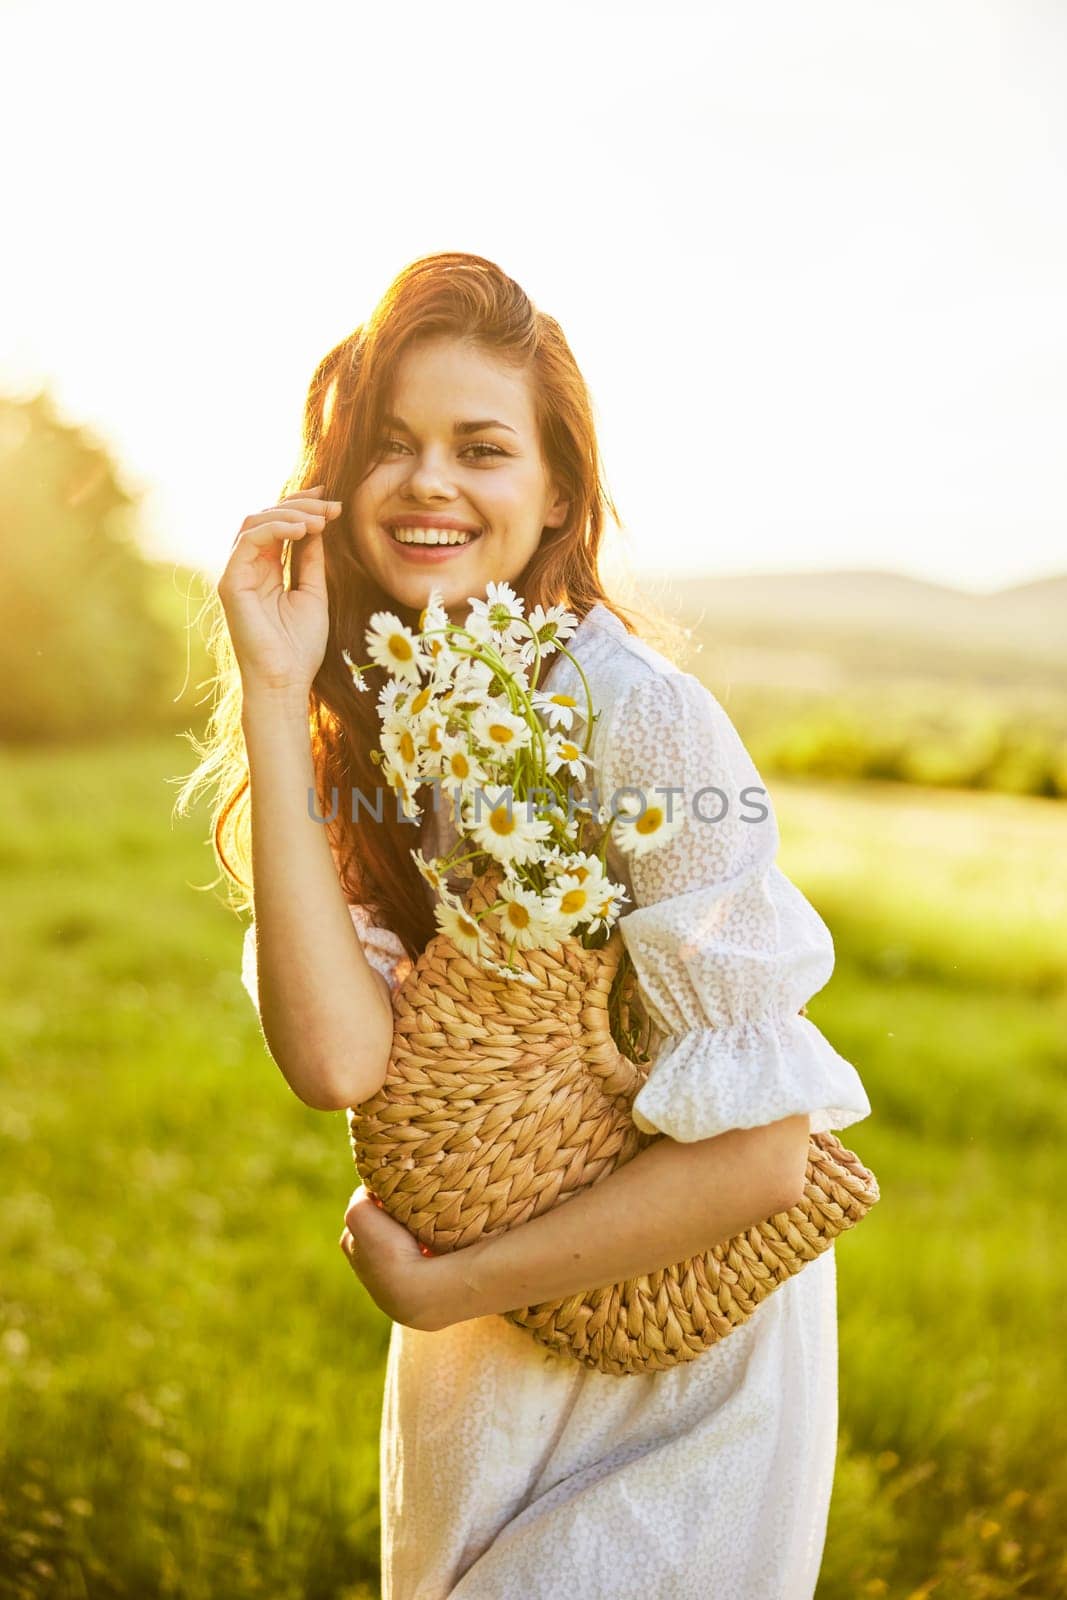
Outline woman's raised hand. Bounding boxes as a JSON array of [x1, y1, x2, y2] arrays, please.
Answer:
[[216, 485, 343, 698]]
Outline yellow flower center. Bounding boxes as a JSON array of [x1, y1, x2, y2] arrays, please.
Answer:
[[559, 742, 580, 760], [388, 633, 414, 663], [488, 724, 515, 744], [636, 806, 663, 836], [450, 751, 470, 779], [505, 902, 531, 929], [550, 693, 577, 707], [489, 805, 517, 837], [458, 913, 479, 939], [427, 724, 443, 751], [399, 731, 416, 764], [411, 686, 431, 714], [560, 888, 588, 915]]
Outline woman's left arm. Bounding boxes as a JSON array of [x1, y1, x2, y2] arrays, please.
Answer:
[[445, 1111, 807, 1328], [341, 1110, 808, 1332]]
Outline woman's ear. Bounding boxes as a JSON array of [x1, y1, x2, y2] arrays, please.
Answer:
[[543, 484, 570, 531]]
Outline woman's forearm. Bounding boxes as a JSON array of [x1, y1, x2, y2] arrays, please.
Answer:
[[242, 687, 395, 1110], [424, 1112, 810, 1328]]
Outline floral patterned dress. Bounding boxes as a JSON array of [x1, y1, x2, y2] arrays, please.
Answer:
[[241, 602, 873, 1599]]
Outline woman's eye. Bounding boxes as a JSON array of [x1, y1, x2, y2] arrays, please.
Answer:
[[377, 439, 504, 461]]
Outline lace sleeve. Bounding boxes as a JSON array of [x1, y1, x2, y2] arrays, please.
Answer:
[[603, 669, 872, 1141]]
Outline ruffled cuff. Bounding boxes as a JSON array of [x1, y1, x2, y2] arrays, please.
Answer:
[[630, 1010, 873, 1142], [346, 905, 413, 993]]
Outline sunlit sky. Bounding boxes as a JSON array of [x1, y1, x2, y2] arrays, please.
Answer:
[[3, 0, 1065, 592]]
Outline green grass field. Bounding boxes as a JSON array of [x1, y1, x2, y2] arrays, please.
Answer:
[[1, 737, 1064, 1599]]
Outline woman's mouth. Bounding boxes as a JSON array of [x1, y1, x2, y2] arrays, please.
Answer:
[[382, 524, 484, 562]]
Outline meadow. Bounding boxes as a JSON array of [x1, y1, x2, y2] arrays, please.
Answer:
[[1, 735, 1064, 1599]]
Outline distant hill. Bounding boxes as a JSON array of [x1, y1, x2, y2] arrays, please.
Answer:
[[640, 569, 1067, 680]]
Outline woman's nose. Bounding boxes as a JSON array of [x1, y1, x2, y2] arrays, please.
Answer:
[[402, 453, 455, 500]]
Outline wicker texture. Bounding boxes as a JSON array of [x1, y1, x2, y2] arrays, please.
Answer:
[[347, 863, 879, 1376]]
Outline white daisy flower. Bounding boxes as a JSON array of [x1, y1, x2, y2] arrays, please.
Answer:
[[611, 793, 687, 858], [541, 870, 599, 931], [464, 796, 554, 869], [438, 735, 490, 799], [540, 842, 579, 876], [404, 679, 437, 720], [384, 764, 423, 822], [376, 677, 409, 719], [584, 880, 631, 935], [518, 603, 579, 665], [416, 713, 449, 766], [380, 722, 421, 781], [531, 689, 585, 731], [417, 587, 450, 638], [494, 880, 571, 951], [340, 647, 371, 692], [410, 848, 448, 895], [544, 852, 615, 909], [460, 608, 494, 648], [401, 682, 449, 760], [545, 732, 595, 783], [470, 705, 534, 759], [466, 580, 526, 645], [434, 900, 492, 961], [365, 612, 427, 685]]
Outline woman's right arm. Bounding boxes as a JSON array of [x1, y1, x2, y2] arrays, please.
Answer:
[[241, 686, 396, 1111], [217, 483, 395, 1112]]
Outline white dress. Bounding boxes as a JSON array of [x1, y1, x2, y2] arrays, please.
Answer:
[[241, 602, 873, 1600]]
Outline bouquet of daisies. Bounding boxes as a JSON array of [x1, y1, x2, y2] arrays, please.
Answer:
[[342, 580, 682, 1051], [342, 582, 881, 1377]]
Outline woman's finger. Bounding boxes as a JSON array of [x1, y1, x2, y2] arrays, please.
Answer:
[[290, 520, 327, 597], [238, 504, 338, 540], [228, 514, 306, 551], [282, 484, 326, 502]]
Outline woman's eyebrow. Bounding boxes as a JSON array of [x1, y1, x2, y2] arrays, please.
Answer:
[[382, 413, 518, 437]]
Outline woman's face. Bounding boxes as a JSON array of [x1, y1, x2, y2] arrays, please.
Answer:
[[350, 336, 570, 626]]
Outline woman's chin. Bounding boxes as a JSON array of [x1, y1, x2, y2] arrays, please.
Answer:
[[377, 571, 476, 624]]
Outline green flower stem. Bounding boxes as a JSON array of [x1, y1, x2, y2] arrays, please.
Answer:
[[426, 624, 552, 787], [539, 638, 596, 755]]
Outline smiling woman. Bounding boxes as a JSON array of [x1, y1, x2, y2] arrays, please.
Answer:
[[176, 249, 873, 1600]]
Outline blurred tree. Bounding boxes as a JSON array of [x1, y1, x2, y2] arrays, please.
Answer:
[[0, 390, 211, 742]]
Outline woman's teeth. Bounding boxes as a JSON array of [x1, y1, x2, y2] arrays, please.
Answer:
[[389, 526, 479, 546]]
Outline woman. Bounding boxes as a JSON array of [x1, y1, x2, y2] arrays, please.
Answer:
[[193, 251, 872, 1597]]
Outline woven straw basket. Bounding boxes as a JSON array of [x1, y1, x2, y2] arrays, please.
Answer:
[[347, 862, 879, 1376]]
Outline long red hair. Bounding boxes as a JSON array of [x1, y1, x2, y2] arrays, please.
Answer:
[[176, 252, 685, 962]]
